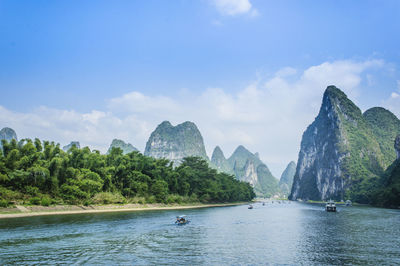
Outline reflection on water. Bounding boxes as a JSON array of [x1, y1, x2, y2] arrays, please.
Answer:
[[0, 203, 399, 265]]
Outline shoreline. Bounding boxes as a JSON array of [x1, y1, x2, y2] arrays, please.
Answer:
[[0, 202, 246, 219]]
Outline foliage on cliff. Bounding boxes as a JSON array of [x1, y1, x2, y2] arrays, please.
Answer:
[[290, 86, 400, 204], [0, 139, 254, 206], [372, 159, 400, 208]]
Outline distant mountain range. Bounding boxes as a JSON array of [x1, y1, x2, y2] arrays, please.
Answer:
[[289, 86, 400, 206], [210, 145, 279, 197], [0, 122, 288, 198], [8, 85, 399, 205]]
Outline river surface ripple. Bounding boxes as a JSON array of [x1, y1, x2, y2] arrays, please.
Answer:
[[0, 202, 399, 265]]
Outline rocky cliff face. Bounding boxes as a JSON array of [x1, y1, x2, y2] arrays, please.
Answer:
[[0, 127, 18, 149], [228, 145, 279, 197], [144, 121, 209, 165], [395, 135, 400, 160], [290, 85, 400, 202], [279, 161, 296, 196], [0, 127, 17, 142], [63, 141, 80, 152], [107, 139, 138, 154], [211, 146, 234, 175]]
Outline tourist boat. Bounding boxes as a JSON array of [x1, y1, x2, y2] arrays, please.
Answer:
[[345, 200, 352, 206], [248, 205, 254, 209], [175, 215, 190, 225], [325, 200, 337, 212]]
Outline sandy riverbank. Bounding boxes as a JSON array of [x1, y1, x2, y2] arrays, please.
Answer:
[[0, 202, 246, 219]]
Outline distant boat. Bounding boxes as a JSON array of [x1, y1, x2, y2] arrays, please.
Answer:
[[262, 202, 265, 206], [248, 205, 253, 209], [325, 200, 337, 212], [345, 200, 352, 206], [175, 215, 190, 225]]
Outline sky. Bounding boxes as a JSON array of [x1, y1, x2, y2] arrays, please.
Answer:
[[1, 0, 400, 177]]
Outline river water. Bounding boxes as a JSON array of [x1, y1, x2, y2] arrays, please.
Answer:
[[0, 202, 399, 265]]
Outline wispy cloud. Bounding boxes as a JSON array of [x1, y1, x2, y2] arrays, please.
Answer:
[[211, 0, 258, 16], [381, 80, 400, 117], [0, 59, 389, 176]]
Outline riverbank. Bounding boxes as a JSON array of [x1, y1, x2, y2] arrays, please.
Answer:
[[0, 202, 246, 219]]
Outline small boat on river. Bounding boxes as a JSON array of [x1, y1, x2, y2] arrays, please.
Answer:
[[345, 200, 352, 206], [175, 215, 190, 225], [325, 200, 337, 212], [248, 205, 253, 209]]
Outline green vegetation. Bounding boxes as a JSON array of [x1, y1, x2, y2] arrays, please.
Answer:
[[372, 159, 400, 208], [291, 86, 400, 205], [0, 138, 255, 206], [335, 91, 400, 203]]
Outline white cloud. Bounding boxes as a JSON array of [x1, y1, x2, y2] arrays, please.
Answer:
[[0, 59, 388, 177], [391, 92, 400, 99], [211, 0, 257, 16], [382, 82, 400, 119]]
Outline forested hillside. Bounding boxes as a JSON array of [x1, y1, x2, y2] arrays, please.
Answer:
[[0, 139, 254, 207]]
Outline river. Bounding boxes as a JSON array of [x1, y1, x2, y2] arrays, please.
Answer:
[[0, 202, 399, 265]]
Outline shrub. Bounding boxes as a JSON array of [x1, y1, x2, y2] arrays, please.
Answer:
[[92, 192, 126, 204], [30, 197, 41, 205], [166, 194, 183, 204], [146, 195, 156, 204], [25, 186, 39, 196], [83, 200, 92, 206], [0, 199, 9, 208], [40, 196, 52, 206]]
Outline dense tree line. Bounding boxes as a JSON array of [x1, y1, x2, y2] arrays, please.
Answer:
[[0, 139, 255, 207]]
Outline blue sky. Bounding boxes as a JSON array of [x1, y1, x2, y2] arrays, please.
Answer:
[[1, 0, 400, 176]]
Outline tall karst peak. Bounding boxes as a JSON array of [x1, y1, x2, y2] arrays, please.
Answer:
[[290, 85, 400, 202], [228, 145, 279, 197], [144, 121, 209, 165], [279, 161, 296, 196], [0, 127, 18, 149], [211, 146, 234, 175], [0, 127, 18, 142], [63, 141, 80, 152], [211, 146, 225, 161], [107, 139, 138, 154]]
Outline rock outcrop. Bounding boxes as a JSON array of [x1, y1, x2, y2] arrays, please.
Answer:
[[0, 127, 17, 142], [279, 161, 296, 196], [107, 139, 138, 154], [228, 145, 279, 197], [290, 85, 400, 202], [211, 146, 234, 175], [144, 121, 209, 165], [0, 127, 18, 149], [395, 135, 400, 160], [63, 141, 80, 152]]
